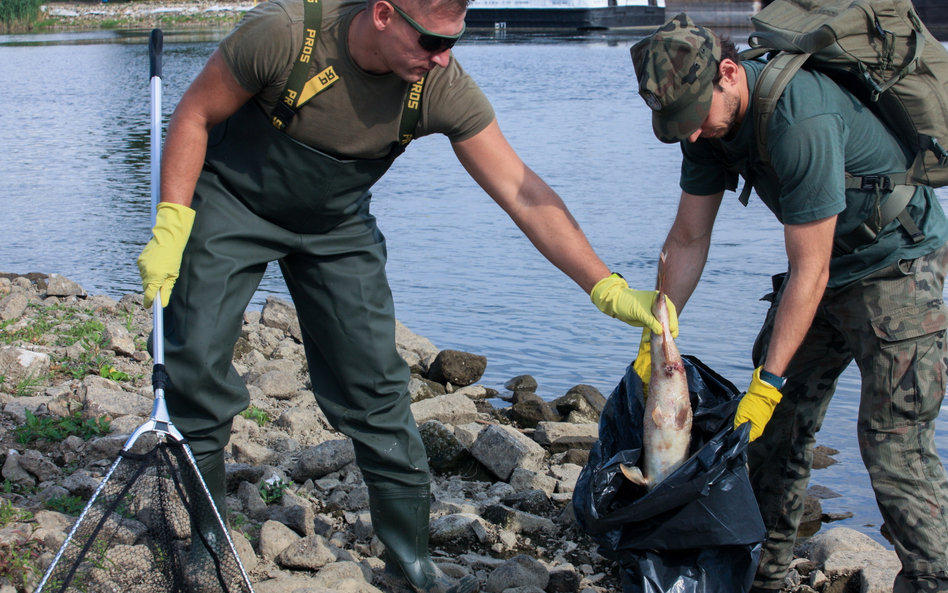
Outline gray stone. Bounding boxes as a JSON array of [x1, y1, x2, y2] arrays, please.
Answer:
[[17, 449, 62, 482], [505, 375, 538, 392], [548, 464, 583, 494], [232, 438, 279, 466], [0, 347, 51, 389], [533, 422, 598, 452], [46, 274, 86, 297], [427, 350, 487, 387], [454, 422, 485, 449], [501, 490, 552, 516], [429, 513, 485, 547], [795, 527, 885, 566], [1, 451, 35, 487], [507, 393, 559, 429], [859, 554, 901, 593], [230, 527, 258, 572], [253, 370, 302, 400], [485, 554, 550, 593], [396, 320, 439, 370], [470, 424, 547, 481], [3, 396, 51, 423], [226, 464, 266, 492], [276, 407, 326, 436], [547, 568, 582, 593], [0, 293, 28, 321], [552, 385, 606, 417], [419, 420, 471, 474], [411, 393, 478, 426], [237, 480, 269, 521], [102, 323, 136, 357], [82, 381, 152, 419], [276, 534, 337, 570], [293, 439, 356, 482], [823, 549, 899, 585], [261, 296, 302, 340], [408, 377, 437, 403], [481, 505, 556, 536], [62, 469, 101, 497], [259, 519, 301, 561], [509, 468, 557, 497]]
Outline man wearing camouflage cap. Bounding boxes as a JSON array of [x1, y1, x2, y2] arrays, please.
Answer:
[[629, 12, 948, 593]]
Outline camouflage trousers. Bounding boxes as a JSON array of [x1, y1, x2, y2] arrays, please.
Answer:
[[749, 242, 948, 593]]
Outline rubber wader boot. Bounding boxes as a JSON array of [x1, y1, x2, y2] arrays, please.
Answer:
[[184, 450, 229, 591], [369, 487, 479, 593]]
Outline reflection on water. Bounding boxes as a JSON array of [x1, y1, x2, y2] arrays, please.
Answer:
[[1, 27, 946, 549]]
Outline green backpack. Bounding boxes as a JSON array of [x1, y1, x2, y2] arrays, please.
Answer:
[[739, 0, 948, 252]]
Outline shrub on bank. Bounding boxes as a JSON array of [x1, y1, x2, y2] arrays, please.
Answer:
[[0, 0, 44, 31]]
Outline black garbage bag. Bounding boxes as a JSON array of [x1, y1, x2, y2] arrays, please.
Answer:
[[573, 355, 767, 593]]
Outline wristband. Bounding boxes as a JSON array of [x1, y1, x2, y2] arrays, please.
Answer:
[[759, 369, 787, 390]]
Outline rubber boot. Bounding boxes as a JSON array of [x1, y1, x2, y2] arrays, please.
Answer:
[[369, 486, 479, 593], [183, 449, 229, 592]]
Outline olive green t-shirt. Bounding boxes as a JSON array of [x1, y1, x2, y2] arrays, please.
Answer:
[[218, 0, 495, 160], [680, 59, 948, 288]]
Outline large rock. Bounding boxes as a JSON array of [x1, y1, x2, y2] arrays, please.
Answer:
[[253, 370, 302, 400], [418, 420, 471, 474], [293, 439, 356, 482], [0, 293, 28, 321], [507, 392, 559, 429], [0, 347, 51, 389], [795, 526, 885, 565], [102, 323, 137, 357], [551, 385, 605, 424], [411, 393, 478, 426], [481, 505, 556, 536], [276, 534, 336, 570], [470, 425, 547, 481], [427, 350, 486, 387], [486, 554, 550, 593], [46, 274, 86, 297], [533, 422, 598, 453], [396, 320, 439, 373], [81, 378, 152, 420], [260, 296, 302, 342]]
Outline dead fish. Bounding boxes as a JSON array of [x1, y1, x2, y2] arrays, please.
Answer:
[[621, 255, 692, 490]]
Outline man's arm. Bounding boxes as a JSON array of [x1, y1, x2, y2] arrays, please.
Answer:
[[161, 49, 254, 207], [451, 119, 611, 294], [660, 190, 724, 311], [761, 215, 836, 376]]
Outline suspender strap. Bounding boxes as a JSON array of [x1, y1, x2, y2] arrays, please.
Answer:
[[271, 0, 338, 131], [753, 51, 810, 170], [395, 75, 427, 152], [833, 184, 923, 255]]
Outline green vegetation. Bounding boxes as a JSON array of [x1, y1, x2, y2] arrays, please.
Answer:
[[259, 479, 292, 504], [0, 303, 132, 384], [0, 0, 44, 32], [14, 372, 49, 398], [240, 406, 271, 427], [15, 409, 111, 445], [0, 533, 41, 591], [0, 500, 32, 528], [43, 495, 86, 517]]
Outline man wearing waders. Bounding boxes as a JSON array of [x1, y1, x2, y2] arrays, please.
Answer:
[[629, 14, 948, 593], [136, 0, 677, 591]]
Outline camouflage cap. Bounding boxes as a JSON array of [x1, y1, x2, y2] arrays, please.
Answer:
[[630, 13, 721, 143]]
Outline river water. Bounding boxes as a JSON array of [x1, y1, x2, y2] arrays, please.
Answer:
[[1, 26, 946, 548]]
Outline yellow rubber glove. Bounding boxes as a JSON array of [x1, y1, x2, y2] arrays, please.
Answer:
[[734, 366, 784, 441], [633, 329, 652, 399], [137, 202, 195, 308], [590, 274, 679, 336]]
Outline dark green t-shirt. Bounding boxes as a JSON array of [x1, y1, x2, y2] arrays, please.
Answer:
[[218, 0, 495, 160], [680, 59, 948, 288]]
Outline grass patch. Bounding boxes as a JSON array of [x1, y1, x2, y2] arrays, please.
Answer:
[[15, 410, 111, 445], [0, 0, 44, 31], [240, 406, 270, 427], [259, 478, 292, 504], [0, 533, 41, 591], [43, 495, 86, 517], [0, 500, 32, 528]]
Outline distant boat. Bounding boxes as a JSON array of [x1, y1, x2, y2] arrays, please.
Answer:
[[464, 0, 665, 30]]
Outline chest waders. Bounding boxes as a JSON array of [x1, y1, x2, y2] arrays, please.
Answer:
[[160, 6, 476, 592]]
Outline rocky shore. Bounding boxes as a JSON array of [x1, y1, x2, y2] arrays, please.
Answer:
[[37, 0, 253, 31], [0, 272, 903, 593]]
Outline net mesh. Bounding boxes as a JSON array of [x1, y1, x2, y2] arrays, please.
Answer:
[[39, 440, 253, 593]]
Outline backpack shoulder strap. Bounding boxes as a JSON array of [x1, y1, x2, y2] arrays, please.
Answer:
[[752, 51, 810, 169]]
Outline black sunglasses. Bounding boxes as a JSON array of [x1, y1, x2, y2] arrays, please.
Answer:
[[389, 1, 465, 53]]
